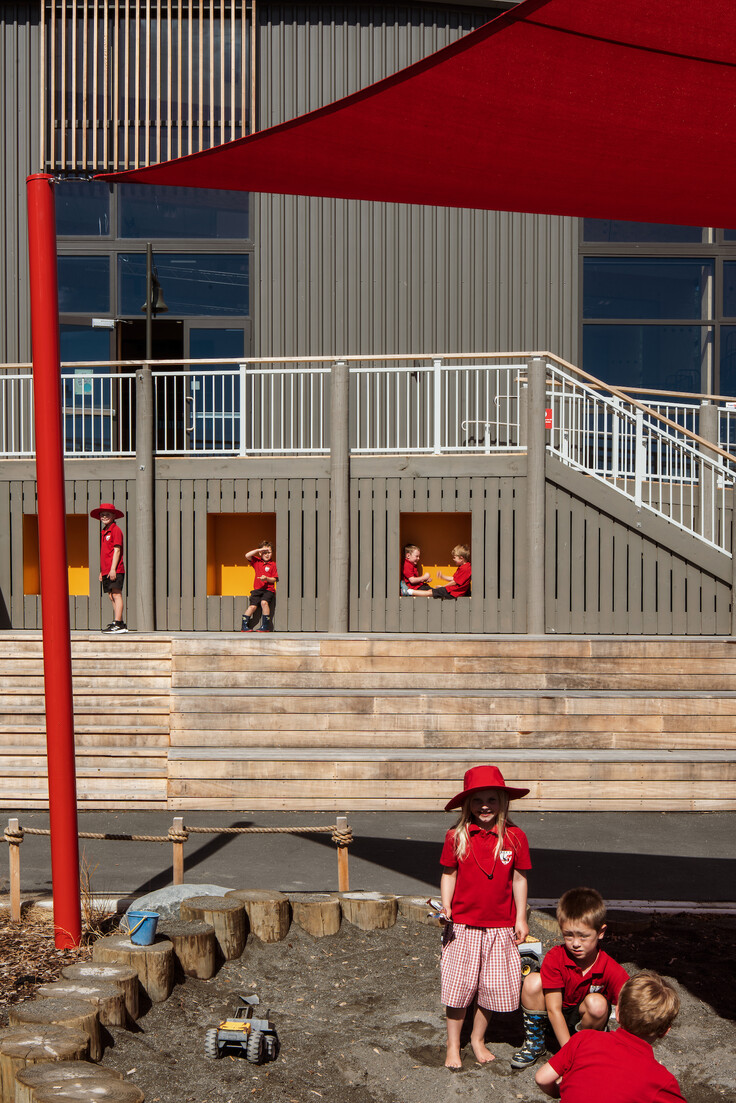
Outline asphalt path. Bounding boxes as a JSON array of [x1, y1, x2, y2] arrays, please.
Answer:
[[3, 810, 733, 906]]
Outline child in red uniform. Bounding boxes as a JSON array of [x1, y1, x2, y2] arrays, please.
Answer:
[[242, 541, 278, 632], [511, 886, 628, 1069], [90, 503, 127, 633], [438, 764, 531, 1069], [432, 543, 471, 599], [400, 544, 433, 595], [535, 971, 686, 1102]]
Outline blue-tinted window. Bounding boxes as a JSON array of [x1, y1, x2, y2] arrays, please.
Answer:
[[59, 325, 115, 453], [60, 324, 111, 363], [583, 259, 712, 319], [190, 328, 245, 450], [720, 327, 736, 396], [583, 325, 710, 393], [55, 182, 110, 236], [723, 230, 736, 241], [583, 220, 704, 244], [58, 257, 110, 312], [118, 253, 249, 316], [722, 262, 736, 317], [118, 185, 248, 239]]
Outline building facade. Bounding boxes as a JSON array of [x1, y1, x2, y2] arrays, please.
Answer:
[[1, 1, 733, 632]]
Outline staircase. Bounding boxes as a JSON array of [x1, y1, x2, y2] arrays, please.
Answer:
[[1, 633, 733, 812]]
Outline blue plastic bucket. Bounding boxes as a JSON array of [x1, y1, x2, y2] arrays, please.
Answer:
[[126, 909, 159, 945]]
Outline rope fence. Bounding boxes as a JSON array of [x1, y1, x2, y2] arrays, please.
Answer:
[[4, 815, 352, 923]]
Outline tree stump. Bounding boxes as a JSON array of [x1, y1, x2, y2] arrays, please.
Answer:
[[8, 1001, 101, 1063], [0, 1026, 89, 1103], [288, 893, 341, 937], [339, 892, 398, 930], [15, 1062, 122, 1103], [397, 895, 440, 926], [33, 983, 126, 1029], [226, 889, 290, 943], [33, 1081, 144, 1103], [61, 965, 139, 1022], [157, 920, 217, 979], [92, 934, 174, 1004], [179, 896, 246, 960]]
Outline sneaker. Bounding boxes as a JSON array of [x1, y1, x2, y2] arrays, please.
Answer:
[[109, 622, 128, 633], [101, 622, 116, 632]]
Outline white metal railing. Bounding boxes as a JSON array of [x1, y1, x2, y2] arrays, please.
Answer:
[[351, 360, 524, 454], [546, 365, 735, 554], [1, 354, 735, 553], [152, 364, 330, 455], [0, 370, 136, 457]]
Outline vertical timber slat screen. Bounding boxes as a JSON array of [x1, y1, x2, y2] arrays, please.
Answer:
[[42, 0, 251, 172]]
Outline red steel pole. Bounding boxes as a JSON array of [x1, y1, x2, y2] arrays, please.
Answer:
[[26, 173, 81, 948]]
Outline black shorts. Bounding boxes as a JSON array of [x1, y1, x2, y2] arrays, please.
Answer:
[[102, 574, 125, 594], [432, 586, 456, 600], [249, 587, 274, 606]]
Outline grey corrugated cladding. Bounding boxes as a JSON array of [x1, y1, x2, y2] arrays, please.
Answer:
[[253, 3, 578, 360]]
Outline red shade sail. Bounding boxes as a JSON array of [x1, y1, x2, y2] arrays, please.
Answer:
[[100, 0, 736, 227]]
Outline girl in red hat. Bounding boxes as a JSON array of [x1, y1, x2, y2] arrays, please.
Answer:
[[438, 764, 531, 1068]]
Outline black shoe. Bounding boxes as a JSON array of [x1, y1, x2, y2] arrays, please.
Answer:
[[109, 622, 128, 634]]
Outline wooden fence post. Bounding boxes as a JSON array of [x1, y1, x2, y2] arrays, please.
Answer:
[[171, 817, 185, 885], [329, 360, 350, 633], [336, 815, 350, 891], [135, 364, 155, 632], [526, 357, 547, 634], [6, 818, 22, 922]]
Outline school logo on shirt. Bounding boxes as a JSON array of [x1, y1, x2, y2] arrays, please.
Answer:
[[500, 849, 513, 865], [105, 533, 112, 541]]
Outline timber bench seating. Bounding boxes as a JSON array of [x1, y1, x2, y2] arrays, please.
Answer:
[[0, 634, 733, 811]]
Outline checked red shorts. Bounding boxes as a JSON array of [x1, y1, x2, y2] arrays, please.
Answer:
[[440, 924, 522, 1011]]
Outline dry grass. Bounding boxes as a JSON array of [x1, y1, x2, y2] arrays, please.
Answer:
[[0, 909, 93, 1025]]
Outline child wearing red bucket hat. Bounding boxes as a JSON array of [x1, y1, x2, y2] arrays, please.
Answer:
[[438, 764, 531, 1069], [90, 503, 127, 633]]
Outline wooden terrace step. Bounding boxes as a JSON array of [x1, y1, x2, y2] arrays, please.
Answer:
[[0, 633, 733, 811]]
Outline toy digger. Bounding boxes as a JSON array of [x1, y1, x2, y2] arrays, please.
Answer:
[[205, 994, 279, 1064]]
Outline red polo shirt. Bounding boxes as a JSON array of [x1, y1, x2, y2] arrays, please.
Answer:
[[440, 822, 531, 927], [447, 560, 471, 596], [402, 558, 421, 587], [100, 522, 125, 575], [251, 554, 278, 592], [541, 945, 629, 1009], [548, 1027, 687, 1103]]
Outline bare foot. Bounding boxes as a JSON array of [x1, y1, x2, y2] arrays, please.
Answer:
[[470, 1040, 496, 1064], [445, 1048, 463, 1069]]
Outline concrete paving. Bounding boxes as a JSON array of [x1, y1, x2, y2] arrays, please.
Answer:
[[2, 810, 733, 906]]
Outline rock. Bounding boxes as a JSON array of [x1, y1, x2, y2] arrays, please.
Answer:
[[123, 885, 231, 924]]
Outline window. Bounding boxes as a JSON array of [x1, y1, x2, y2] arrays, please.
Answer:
[[580, 223, 736, 396]]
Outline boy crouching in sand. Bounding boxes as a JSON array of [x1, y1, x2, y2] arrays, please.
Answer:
[[535, 971, 687, 1102], [511, 887, 628, 1068]]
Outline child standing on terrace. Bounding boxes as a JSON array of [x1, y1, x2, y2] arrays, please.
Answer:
[[438, 765, 531, 1069], [91, 503, 127, 633], [432, 543, 471, 599], [241, 541, 278, 632]]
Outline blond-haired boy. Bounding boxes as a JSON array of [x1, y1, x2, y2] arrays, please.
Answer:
[[535, 971, 686, 1101]]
